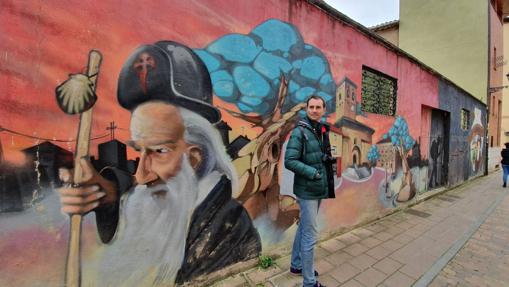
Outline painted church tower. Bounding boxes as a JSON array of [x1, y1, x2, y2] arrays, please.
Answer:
[[335, 77, 357, 121]]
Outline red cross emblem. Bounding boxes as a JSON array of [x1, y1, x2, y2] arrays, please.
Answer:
[[133, 52, 156, 94]]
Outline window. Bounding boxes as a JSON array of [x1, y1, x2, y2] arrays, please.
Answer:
[[461, 109, 470, 131], [494, 47, 497, 71], [361, 66, 397, 116], [492, 96, 496, 116]]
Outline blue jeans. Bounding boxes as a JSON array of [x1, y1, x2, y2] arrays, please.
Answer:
[[503, 165, 509, 185], [291, 199, 321, 287]]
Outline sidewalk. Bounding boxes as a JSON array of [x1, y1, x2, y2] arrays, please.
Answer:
[[213, 171, 508, 287]]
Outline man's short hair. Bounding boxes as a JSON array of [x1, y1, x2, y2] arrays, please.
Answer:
[[306, 95, 326, 108], [505, 142, 509, 148]]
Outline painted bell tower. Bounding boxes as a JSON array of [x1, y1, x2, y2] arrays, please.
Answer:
[[335, 77, 358, 121]]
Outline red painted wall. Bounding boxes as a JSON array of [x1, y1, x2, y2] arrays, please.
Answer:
[[0, 0, 439, 159], [0, 0, 467, 285]]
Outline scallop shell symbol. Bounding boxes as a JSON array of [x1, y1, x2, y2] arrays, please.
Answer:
[[55, 73, 97, 114]]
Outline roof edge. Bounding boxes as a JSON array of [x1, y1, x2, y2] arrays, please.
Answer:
[[370, 20, 399, 31], [306, 0, 487, 107]]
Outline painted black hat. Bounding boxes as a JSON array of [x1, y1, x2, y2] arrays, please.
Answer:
[[117, 40, 220, 123]]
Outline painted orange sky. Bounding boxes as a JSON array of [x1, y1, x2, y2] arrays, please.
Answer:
[[0, 0, 287, 164], [0, 0, 438, 165]]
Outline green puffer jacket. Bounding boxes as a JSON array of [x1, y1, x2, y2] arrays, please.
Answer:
[[284, 117, 330, 200]]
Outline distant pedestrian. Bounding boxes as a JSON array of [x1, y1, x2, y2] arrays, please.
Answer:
[[502, 142, 509, 188], [284, 95, 335, 287]]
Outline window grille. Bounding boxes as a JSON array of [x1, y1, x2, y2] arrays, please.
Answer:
[[361, 66, 397, 116], [461, 109, 470, 131]]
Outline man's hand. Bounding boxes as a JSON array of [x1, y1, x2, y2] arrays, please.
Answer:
[[57, 158, 117, 215]]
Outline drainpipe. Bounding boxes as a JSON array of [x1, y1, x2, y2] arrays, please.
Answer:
[[485, 0, 491, 176]]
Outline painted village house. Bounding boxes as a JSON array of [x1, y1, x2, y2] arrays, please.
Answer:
[[0, 0, 490, 286]]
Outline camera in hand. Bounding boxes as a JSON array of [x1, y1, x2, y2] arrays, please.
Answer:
[[321, 154, 336, 163]]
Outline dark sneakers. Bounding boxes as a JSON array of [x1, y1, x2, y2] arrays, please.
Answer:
[[290, 267, 319, 276], [312, 282, 326, 287]]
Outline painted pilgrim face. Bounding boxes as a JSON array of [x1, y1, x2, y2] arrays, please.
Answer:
[[129, 102, 200, 186]]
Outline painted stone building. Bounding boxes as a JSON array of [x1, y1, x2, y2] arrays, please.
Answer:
[[376, 137, 400, 172], [0, 0, 489, 285], [330, 77, 374, 172]]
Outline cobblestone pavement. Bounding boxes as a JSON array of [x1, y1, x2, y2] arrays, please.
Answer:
[[213, 172, 508, 287], [430, 184, 509, 286]]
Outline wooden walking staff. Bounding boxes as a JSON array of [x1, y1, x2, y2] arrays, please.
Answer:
[[55, 50, 103, 287]]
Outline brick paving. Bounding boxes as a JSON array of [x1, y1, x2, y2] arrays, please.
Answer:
[[430, 185, 509, 286], [212, 172, 508, 287]]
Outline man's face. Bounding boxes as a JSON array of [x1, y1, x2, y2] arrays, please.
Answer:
[[306, 98, 326, 122], [129, 102, 189, 185]]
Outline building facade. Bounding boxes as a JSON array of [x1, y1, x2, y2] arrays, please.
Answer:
[[376, 0, 506, 170], [0, 0, 490, 285]]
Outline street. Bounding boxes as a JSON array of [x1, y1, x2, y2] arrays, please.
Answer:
[[215, 171, 509, 287]]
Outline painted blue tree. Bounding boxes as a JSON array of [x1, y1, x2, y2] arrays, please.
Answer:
[[191, 19, 339, 230], [367, 145, 381, 167], [383, 116, 416, 202], [194, 19, 336, 116]]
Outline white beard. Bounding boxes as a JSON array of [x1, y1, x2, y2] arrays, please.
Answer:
[[97, 156, 199, 287]]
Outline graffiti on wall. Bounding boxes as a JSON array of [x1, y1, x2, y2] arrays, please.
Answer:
[[469, 107, 484, 174], [194, 19, 337, 231], [0, 11, 484, 287], [195, 19, 336, 114]]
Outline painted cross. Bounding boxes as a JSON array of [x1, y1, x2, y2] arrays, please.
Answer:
[[133, 52, 156, 94]]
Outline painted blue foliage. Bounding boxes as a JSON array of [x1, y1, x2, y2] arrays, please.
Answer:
[[316, 91, 334, 110], [194, 49, 221, 72], [254, 52, 292, 80], [295, 87, 316, 102], [210, 70, 232, 82], [240, 95, 264, 106], [251, 19, 301, 52], [316, 91, 333, 102], [367, 145, 381, 164], [289, 80, 300, 93], [207, 34, 261, 63], [210, 70, 237, 101], [384, 116, 416, 151], [233, 65, 270, 98], [238, 102, 254, 113], [319, 74, 333, 86], [292, 60, 302, 69], [197, 19, 337, 116], [300, 56, 326, 80]]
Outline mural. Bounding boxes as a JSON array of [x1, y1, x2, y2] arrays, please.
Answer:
[[195, 19, 336, 114], [0, 2, 487, 286], [437, 79, 486, 185], [469, 108, 485, 174], [428, 110, 449, 189], [194, 19, 338, 232]]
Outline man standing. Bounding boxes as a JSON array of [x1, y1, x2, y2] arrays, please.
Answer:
[[284, 95, 335, 287], [57, 41, 261, 286], [501, 142, 509, 187]]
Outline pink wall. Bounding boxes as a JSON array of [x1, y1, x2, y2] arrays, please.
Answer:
[[0, 1, 468, 285]]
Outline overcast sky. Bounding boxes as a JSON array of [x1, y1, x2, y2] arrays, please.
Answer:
[[324, 0, 399, 28]]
